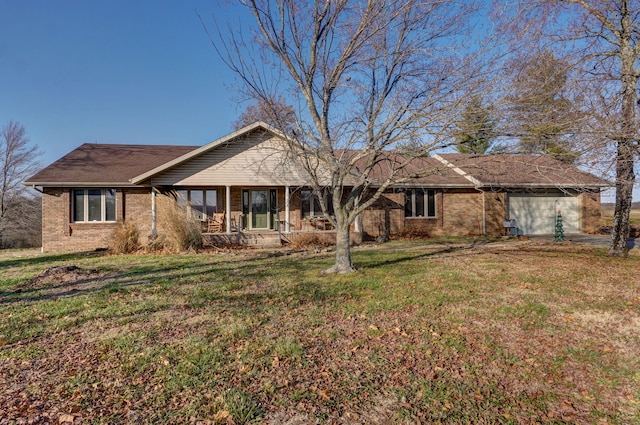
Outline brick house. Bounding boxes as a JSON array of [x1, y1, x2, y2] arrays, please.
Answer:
[[25, 122, 608, 252]]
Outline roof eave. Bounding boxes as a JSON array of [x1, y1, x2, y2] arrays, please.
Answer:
[[389, 182, 476, 188], [23, 182, 144, 188], [475, 183, 611, 189]]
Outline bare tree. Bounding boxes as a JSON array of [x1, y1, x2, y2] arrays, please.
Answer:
[[233, 96, 296, 132], [500, 1, 639, 257], [1, 194, 41, 248], [1, 121, 41, 248], [212, 0, 485, 272]]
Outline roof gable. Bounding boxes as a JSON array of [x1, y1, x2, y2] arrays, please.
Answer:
[[141, 127, 314, 186], [130, 122, 285, 184]]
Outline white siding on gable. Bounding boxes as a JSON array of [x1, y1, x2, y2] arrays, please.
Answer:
[[150, 134, 314, 186]]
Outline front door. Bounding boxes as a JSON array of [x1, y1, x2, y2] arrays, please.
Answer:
[[251, 190, 269, 229]]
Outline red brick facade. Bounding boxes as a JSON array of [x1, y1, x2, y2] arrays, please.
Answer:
[[40, 186, 602, 252], [361, 189, 601, 240], [41, 187, 153, 252]]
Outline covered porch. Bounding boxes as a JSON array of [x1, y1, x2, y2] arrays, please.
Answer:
[[151, 185, 359, 247]]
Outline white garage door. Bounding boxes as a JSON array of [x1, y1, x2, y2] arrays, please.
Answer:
[[508, 194, 580, 235]]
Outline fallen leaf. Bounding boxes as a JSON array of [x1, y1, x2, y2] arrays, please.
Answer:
[[317, 389, 331, 401], [59, 413, 75, 423], [214, 410, 230, 422]]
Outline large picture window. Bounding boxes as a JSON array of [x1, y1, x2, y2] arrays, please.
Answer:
[[72, 189, 116, 222], [175, 189, 217, 221], [404, 189, 436, 218]]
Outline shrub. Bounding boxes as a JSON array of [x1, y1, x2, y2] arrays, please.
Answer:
[[395, 228, 432, 240], [157, 200, 203, 252], [109, 221, 140, 254], [289, 233, 335, 249]]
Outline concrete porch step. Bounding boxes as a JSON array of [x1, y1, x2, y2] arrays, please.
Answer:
[[203, 232, 282, 248], [241, 232, 282, 248]]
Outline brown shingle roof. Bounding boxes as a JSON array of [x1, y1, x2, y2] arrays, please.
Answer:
[[350, 152, 474, 187], [25, 140, 609, 190], [25, 143, 198, 186], [437, 153, 609, 188]]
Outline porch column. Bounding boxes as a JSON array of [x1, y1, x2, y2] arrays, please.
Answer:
[[150, 186, 157, 236], [225, 185, 232, 234], [285, 185, 290, 233]]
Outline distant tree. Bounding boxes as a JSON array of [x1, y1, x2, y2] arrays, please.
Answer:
[[1, 194, 41, 248], [454, 95, 496, 154], [506, 50, 579, 163], [0, 121, 41, 248], [232, 97, 296, 132]]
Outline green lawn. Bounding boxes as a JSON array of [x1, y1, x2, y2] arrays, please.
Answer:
[[1, 240, 638, 424]]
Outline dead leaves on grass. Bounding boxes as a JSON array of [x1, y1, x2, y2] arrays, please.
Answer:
[[1, 242, 638, 424]]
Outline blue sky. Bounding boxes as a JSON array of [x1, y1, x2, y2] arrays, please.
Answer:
[[0, 1, 624, 201], [0, 1, 247, 167]]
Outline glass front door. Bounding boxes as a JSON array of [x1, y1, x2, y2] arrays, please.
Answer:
[[251, 190, 269, 229]]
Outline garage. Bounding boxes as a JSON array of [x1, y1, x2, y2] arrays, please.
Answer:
[[508, 193, 580, 235]]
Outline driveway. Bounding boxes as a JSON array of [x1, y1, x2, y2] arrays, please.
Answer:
[[530, 234, 636, 250]]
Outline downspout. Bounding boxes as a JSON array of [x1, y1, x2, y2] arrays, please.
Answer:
[[480, 189, 486, 236], [151, 186, 157, 237]]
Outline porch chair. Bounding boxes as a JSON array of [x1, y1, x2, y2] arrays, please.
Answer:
[[207, 211, 226, 233]]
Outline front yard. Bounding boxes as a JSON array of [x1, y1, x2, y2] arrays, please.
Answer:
[[0, 239, 638, 424]]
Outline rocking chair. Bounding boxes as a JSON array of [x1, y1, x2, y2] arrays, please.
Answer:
[[207, 211, 225, 233]]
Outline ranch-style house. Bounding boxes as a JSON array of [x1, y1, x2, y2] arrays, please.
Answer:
[[25, 122, 608, 252]]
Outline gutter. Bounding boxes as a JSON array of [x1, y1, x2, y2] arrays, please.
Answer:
[[23, 182, 143, 188], [30, 185, 44, 194]]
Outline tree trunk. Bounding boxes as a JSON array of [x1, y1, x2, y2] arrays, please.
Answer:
[[608, 141, 635, 256], [324, 216, 356, 274], [610, 20, 636, 258]]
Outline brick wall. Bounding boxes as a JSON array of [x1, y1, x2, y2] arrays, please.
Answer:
[[40, 185, 602, 251], [580, 191, 602, 234], [361, 192, 405, 238], [484, 192, 509, 237], [41, 187, 153, 252], [360, 189, 512, 238]]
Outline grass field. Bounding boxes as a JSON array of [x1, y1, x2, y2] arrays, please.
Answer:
[[601, 205, 640, 227], [1, 239, 639, 424]]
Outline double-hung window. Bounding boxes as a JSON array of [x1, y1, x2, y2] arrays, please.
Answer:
[[404, 189, 436, 218], [73, 189, 116, 222]]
